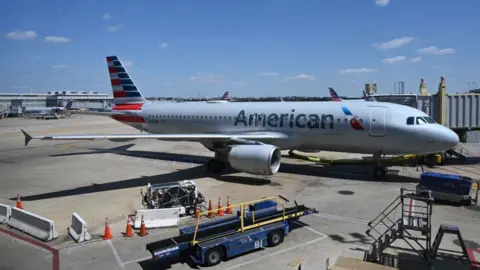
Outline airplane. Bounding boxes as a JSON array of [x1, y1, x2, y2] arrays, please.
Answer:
[[329, 88, 376, 102], [206, 91, 231, 103], [22, 101, 74, 119], [20, 56, 460, 180]]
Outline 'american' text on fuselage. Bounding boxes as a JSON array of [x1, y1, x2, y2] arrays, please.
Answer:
[[234, 110, 334, 129]]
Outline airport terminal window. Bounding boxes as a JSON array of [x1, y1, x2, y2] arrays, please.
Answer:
[[416, 117, 427, 125], [407, 117, 414, 125]]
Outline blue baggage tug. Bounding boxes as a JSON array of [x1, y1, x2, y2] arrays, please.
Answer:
[[146, 196, 318, 267], [416, 172, 479, 205]]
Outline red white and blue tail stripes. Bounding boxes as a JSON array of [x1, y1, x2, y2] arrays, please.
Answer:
[[341, 106, 365, 130], [221, 91, 230, 100], [329, 88, 343, 102], [106, 56, 146, 106]]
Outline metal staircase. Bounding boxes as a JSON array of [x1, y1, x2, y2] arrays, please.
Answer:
[[364, 188, 434, 266], [447, 143, 470, 159], [364, 188, 474, 269], [430, 224, 471, 264]]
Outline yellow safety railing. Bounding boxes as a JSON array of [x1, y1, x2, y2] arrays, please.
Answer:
[[190, 196, 287, 246]]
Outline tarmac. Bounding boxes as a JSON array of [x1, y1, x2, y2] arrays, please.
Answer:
[[0, 115, 479, 270]]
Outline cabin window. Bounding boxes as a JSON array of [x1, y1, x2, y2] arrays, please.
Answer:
[[406, 117, 414, 125], [416, 117, 427, 125], [359, 119, 363, 123]]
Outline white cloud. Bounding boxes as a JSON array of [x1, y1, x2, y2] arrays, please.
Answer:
[[4, 30, 37, 40], [372, 37, 414, 50], [259, 72, 279, 76], [103, 13, 111, 20], [339, 68, 378, 74], [284, 74, 315, 81], [51, 64, 68, 69], [189, 72, 223, 84], [122, 60, 133, 68], [411, 56, 421, 63], [382, 56, 405, 64], [417, 46, 456, 55], [159, 42, 168, 49], [106, 24, 125, 32], [44, 36, 70, 43], [376, 0, 390, 6]]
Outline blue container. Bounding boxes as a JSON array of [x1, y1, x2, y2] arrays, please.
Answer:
[[419, 172, 473, 196]]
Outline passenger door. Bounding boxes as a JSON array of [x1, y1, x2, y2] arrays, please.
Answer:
[[369, 106, 386, 137]]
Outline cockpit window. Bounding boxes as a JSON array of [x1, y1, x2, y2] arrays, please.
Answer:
[[406, 117, 414, 125], [424, 117, 436, 123], [416, 117, 427, 125]]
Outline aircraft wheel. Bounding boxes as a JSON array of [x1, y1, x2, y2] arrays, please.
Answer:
[[206, 159, 225, 173], [373, 167, 387, 180]]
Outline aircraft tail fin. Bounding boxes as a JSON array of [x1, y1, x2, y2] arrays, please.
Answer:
[[221, 91, 230, 100], [65, 100, 74, 110], [106, 56, 147, 106], [329, 87, 343, 101]]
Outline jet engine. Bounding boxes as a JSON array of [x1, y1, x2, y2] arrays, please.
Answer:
[[228, 144, 282, 175]]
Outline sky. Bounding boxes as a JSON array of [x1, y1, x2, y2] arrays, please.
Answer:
[[1, 0, 479, 98]]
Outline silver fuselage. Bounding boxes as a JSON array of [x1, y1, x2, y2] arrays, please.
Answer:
[[118, 100, 459, 155]]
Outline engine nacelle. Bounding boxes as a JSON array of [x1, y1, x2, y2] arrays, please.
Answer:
[[228, 144, 282, 175]]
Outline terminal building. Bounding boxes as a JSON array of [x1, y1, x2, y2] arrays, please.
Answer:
[[0, 91, 113, 114]]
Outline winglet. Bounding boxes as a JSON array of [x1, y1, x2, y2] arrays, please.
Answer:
[[21, 129, 33, 146]]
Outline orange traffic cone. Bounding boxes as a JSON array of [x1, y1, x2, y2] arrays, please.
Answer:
[[103, 217, 113, 240], [217, 197, 225, 216], [138, 215, 148, 237], [16, 193, 23, 209], [207, 199, 215, 218], [124, 216, 134, 237], [226, 196, 233, 214]]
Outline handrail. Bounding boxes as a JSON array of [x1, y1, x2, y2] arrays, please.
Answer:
[[190, 196, 287, 245]]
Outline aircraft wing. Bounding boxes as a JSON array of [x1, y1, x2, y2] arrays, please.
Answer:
[[21, 129, 291, 146]]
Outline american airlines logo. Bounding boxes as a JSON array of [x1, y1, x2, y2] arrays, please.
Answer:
[[234, 110, 335, 129]]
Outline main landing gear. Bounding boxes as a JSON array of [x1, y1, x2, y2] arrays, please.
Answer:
[[372, 152, 387, 180], [206, 152, 228, 173]]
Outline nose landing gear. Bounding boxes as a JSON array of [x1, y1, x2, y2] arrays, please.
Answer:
[[373, 152, 388, 180]]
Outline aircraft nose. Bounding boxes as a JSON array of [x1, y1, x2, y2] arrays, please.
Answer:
[[423, 125, 459, 152], [431, 126, 459, 150], [443, 127, 460, 148]]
